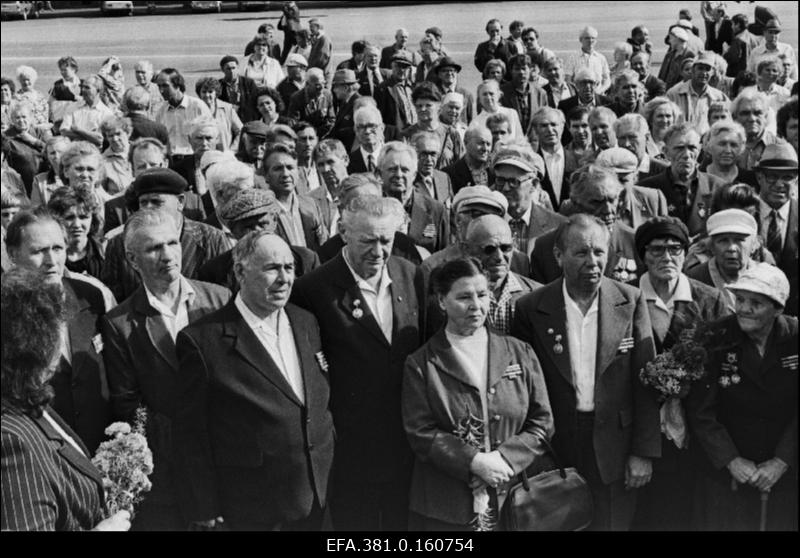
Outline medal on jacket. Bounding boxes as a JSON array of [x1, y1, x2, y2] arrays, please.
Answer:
[[553, 333, 563, 354], [697, 201, 707, 220], [719, 352, 741, 387], [351, 299, 364, 319]]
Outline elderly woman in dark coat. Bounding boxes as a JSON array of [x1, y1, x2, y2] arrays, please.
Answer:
[[687, 263, 797, 531], [402, 258, 554, 531], [1, 268, 130, 531], [630, 217, 729, 531]]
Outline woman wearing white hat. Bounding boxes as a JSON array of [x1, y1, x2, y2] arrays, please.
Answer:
[[687, 262, 797, 530]]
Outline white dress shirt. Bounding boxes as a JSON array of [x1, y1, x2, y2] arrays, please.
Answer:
[[243, 54, 285, 88], [359, 145, 381, 172], [542, 145, 565, 203], [566, 49, 611, 93], [343, 252, 394, 342], [61, 100, 114, 134], [144, 277, 196, 341], [235, 294, 305, 404], [563, 281, 599, 412], [155, 95, 212, 156], [759, 198, 790, 245], [276, 192, 307, 248]]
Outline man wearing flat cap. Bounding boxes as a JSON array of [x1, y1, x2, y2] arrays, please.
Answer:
[[197, 188, 320, 291], [277, 53, 308, 111], [102, 208, 231, 530], [434, 56, 474, 125], [329, 69, 361, 144], [493, 141, 567, 256], [659, 26, 697, 89], [687, 262, 797, 531], [666, 51, 729, 136], [747, 18, 798, 81], [288, 67, 336, 139], [375, 50, 417, 131], [102, 168, 231, 301], [686, 208, 760, 311], [753, 142, 798, 316]]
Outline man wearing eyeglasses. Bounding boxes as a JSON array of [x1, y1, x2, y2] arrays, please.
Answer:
[[465, 215, 542, 334], [493, 142, 567, 256], [410, 132, 453, 206], [346, 105, 384, 174], [753, 142, 798, 316]]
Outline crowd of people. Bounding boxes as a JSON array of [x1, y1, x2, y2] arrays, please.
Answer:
[[1, 0, 797, 532]]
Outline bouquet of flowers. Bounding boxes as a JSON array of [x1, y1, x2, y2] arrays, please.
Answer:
[[454, 412, 495, 532], [92, 407, 154, 518], [639, 323, 715, 449]]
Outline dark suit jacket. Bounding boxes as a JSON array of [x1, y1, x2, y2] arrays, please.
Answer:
[[375, 79, 415, 130], [196, 245, 320, 292], [513, 203, 569, 257], [402, 327, 554, 524], [358, 66, 392, 98], [500, 82, 548, 133], [436, 84, 476, 125], [614, 185, 670, 229], [291, 255, 425, 487], [101, 280, 230, 529], [129, 112, 170, 147], [530, 222, 640, 285], [317, 232, 423, 266], [705, 17, 734, 54], [406, 190, 450, 253], [1, 407, 104, 531], [218, 75, 260, 124], [329, 93, 360, 144], [557, 94, 612, 118], [759, 199, 799, 316], [511, 278, 660, 485], [49, 277, 111, 454], [443, 157, 494, 193], [172, 301, 335, 529], [474, 39, 511, 73], [414, 170, 453, 204], [102, 218, 230, 302], [642, 74, 667, 101], [658, 46, 697, 89], [276, 194, 329, 253], [723, 31, 760, 77], [287, 88, 336, 138], [308, 33, 334, 84], [544, 81, 578, 109], [537, 148, 571, 210]]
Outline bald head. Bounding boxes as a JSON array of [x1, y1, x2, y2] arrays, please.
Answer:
[[465, 215, 514, 287]]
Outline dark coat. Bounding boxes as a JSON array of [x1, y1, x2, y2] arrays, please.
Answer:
[[402, 327, 554, 525], [413, 169, 453, 204], [687, 314, 798, 531], [511, 277, 661, 485], [317, 232, 423, 266], [500, 82, 548, 133], [287, 88, 336, 139], [329, 93, 360, 144], [218, 75, 260, 124], [275, 194, 329, 253], [101, 280, 230, 530], [723, 31, 761, 78], [307, 33, 334, 85], [642, 74, 667, 101], [196, 245, 320, 292], [102, 218, 230, 302], [543, 81, 578, 109], [405, 190, 450, 253], [357, 67, 392, 98], [474, 39, 512, 73], [557, 94, 612, 119], [705, 17, 734, 54], [442, 157, 494, 194], [48, 277, 111, 454], [128, 112, 170, 147], [1, 407, 104, 531], [531, 222, 641, 286], [172, 302, 335, 529], [758, 199, 799, 317]]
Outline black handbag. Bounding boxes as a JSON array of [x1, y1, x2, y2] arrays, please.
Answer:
[[500, 437, 593, 531]]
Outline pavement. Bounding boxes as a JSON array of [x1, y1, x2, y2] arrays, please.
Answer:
[[2, 1, 797, 102]]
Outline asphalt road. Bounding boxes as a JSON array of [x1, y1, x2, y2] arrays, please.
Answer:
[[2, 1, 798, 101]]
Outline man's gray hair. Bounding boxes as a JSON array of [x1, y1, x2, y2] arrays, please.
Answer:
[[339, 174, 383, 207], [354, 104, 383, 127], [306, 67, 325, 81], [124, 85, 151, 112], [232, 230, 287, 271], [187, 118, 220, 139], [134, 60, 154, 74], [531, 106, 565, 128], [206, 161, 254, 206], [570, 164, 622, 204], [442, 91, 465, 106], [123, 208, 178, 255], [378, 141, 418, 171], [313, 138, 348, 162], [704, 118, 746, 148], [410, 131, 442, 151], [662, 121, 700, 147], [730, 87, 769, 117], [588, 106, 617, 124], [340, 194, 405, 230], [613, 113, 649, 137], [553, 213, 610, 252], [464, 124, 491, 145]]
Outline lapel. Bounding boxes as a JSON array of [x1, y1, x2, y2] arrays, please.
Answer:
[[661, 299, 700, 351], [487, 328, 515, 388], [133, 287, 180, 372], [595, 279, 631, 376], [407, 192, 430, 241], [222, 301, 304, 407], [388, 257, 412, 345], [781, 199, 798, 264], [330, 254, 391, 347], [427, 329, 482, 390], [532, 280, 574, 386], [63, 280, 93, 377], [285, 304, 317, 404], [35, 410, 104, 492]]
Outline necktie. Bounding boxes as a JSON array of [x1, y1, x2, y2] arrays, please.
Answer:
[[367, 154, 375, 172], [766, 209, 783, 264], [423, 176, 435, 198]]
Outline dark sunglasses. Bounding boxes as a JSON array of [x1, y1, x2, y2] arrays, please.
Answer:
[[483, 244, 514, 255]]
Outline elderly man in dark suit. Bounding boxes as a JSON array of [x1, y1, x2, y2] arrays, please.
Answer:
[[434, 57, 475, 125], [380, 28, 418, 69], [172, 231, 334, 531], [409, 131, 453, 206], [753, 142, 799, 316], [512, 214, 660, 530], [557, 67, 612, 118], [291, 194, 425, 530], [630, 52, 666, 101], [287, 68, 336, 139], [102, 209, 230, 531], [532, 165, 640, 286], [358, 45, 391, 98], [378, 141, 449, 254], [614, 113, 670, 181], [329, 69, 361, 145], [543, 57, 577, 109], [102, 169, 230, 302], [5, 209, 111, 454], [197, 189, 319, 291], [443, 126, 494, 194]]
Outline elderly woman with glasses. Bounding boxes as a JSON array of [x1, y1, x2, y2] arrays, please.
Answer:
[[687, 263, 797, 531], [630, 216, 729, 531]]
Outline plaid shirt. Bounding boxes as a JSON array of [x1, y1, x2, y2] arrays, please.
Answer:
[[488, 272, 525, 333]]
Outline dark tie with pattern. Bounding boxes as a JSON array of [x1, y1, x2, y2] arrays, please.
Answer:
[[367, 154, 375, 172], [766, 209, 782, 264]]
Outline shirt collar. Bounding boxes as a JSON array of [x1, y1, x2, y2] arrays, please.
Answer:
[[342, 249, 392, 294], [168, 95, 189, 111], [518, 203, 532, 226], [360, 145, 381, 160], [500, 271, 524, 296], [276, 191, 298, 212], [144, 276, 195, 317], [640, 272, 693, 304], [235, 292, 285, 334], [759, 197, 790, 221], [562, 279, 599, 316]]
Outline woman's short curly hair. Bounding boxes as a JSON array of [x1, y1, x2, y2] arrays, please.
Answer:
[[47, 185, 103, 239], [255, 86, 285, 115], [1, 268, 66, 418]]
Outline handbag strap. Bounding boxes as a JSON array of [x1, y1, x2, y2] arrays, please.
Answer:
[[518, 435, 568, 488]]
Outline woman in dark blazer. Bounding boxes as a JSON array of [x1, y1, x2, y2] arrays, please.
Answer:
[[630, 217, 729, 531], [687, 263, 797, 531], [1, 269, 129, 532], [401, 258, 554, 531]]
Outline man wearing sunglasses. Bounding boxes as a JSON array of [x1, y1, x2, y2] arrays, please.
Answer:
[[465, 214, 542, 334]]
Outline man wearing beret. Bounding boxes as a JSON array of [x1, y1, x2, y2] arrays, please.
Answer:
[[218, 55, 260, 124], [375, 50, 417, 131], [197, 188, 320, 291], [753, 142, 798, 316], [102, 168, 231, 302], [102, 209, 231, 530]]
